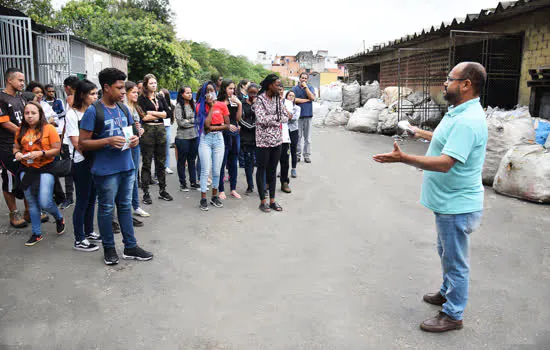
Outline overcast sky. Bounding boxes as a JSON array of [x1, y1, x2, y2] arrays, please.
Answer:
[[53, 0, 502, 60]]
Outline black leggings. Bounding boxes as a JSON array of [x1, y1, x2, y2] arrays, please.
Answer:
[[256, 146, 281, 201], [290, 129, 299, 169], [280, 143, 290, 184]]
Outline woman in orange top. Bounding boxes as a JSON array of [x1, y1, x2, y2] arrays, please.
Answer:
[[13, 101, 65, 246]]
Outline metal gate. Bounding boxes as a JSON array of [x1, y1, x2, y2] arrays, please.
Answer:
[[36, 32, 71, 94], [449, 30, 523, 109], [397, 48, 448, 127], [0, 15, 34, 89]]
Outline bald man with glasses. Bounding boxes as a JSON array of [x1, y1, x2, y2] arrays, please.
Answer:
[[374, 62, 488, 332]]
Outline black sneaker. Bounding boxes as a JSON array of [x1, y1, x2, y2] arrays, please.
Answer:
[[210, 196, 223, 208], [132, 217, 144, 227], [159, 190, 173, 201], [143, 191, 152, 205], [25, 234, 43, 246], [245, 187, 254, 195], [74, 239, 99, 252], [112, 221, 121, 234], [200, 198, 208, 211], [104, 247, 119, 265], [56, 218, 66, 235], [85, 232, 101, 243], [305, 157, 311, 163], [180, 184, 190, 192], [123, 246, 153, 261], [190, 183, 201, 191], [59, 198, 74, 210]]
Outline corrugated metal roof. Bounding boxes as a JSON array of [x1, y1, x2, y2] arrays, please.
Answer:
[[338, 0, 548, 64]]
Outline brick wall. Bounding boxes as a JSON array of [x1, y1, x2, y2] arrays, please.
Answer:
[[519, 21, 550, 105], [342, 6, 550, 107]]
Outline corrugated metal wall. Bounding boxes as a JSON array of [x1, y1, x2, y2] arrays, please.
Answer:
[[0, 15, 34, 89]]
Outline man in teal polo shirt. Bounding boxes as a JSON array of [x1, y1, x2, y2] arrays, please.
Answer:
[[373, 62, 488, 333]]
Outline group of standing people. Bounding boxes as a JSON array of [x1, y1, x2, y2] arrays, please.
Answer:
[[0, 67, 316, 263], [173, 72, 315, 212]]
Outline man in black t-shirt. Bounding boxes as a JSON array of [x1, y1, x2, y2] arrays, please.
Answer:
[[0, 68, 29, 227]]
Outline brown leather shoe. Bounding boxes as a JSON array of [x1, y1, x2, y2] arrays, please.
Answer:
[[281, 182, 292, 193], [420, 312, 463, 332], [24, 210, 49, 223], [423, 291, 447, 306], [10, 211, 27, 228]]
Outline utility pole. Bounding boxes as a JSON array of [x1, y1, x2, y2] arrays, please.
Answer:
[[363, 40, 366, 52]]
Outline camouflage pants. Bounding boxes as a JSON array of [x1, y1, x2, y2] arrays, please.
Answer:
[[140, 124, 167, 192]]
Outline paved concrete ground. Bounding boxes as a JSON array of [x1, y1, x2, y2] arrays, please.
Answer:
[[1, 126, 549, 349]]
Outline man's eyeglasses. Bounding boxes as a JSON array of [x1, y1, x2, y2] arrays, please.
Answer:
[[446, 76, 468, 82]]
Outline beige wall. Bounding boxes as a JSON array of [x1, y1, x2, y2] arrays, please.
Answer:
[[111, 56, 128, 76]]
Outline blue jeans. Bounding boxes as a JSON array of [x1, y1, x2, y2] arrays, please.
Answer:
[[198, 132, 224, 193], [132, 146, 140, 210], [93, 170, 137, 249], [175, 137, 198, 186], [165, 125, 171, 168], [435, 210, 483, 320], [219, 132, 240, 192], [72, 160, 96, 241], [241, 144, 255, 190], [20, 172, 62, 236]]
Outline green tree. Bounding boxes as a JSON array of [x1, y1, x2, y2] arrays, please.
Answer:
[[1, 0, 56, 26]]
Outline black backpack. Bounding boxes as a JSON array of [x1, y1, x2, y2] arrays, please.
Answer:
[[80, 101, 138, 163]]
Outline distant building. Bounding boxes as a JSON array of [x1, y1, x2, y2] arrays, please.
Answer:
[[261, 49, 347, 84], [255, 51, 274, 69]]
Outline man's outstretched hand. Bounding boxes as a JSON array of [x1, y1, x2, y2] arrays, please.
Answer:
[[373, 141, 404, 163]]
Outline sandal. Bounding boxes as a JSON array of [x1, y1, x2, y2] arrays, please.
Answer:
[[259, 203, 271, 213], [269, 202, 283, 212], [230, 190, 241, 199], [219, 192, 226, 200]]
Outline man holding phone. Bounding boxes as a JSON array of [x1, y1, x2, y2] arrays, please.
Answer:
[[79, 68, 153, 265], [373, 62, 488, 332], [292, 73, 315, 163]]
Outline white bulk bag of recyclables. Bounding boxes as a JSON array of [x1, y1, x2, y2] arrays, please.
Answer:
[[324, 107, 350, 127], [493, 144, 550, 203], [482, 106, 536, 186], [346, 98, 386, 133], [342, 82, 361, 112], [320, 84, 343, 102], [381, 86, 413, 106], [377, 108, 398, 135], [312, 101, 329, 120], [360, 81, 381, 106]]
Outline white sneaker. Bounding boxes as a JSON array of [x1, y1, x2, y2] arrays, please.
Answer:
[[165, 167, 174, 174], [134, 207, 151, 217]]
